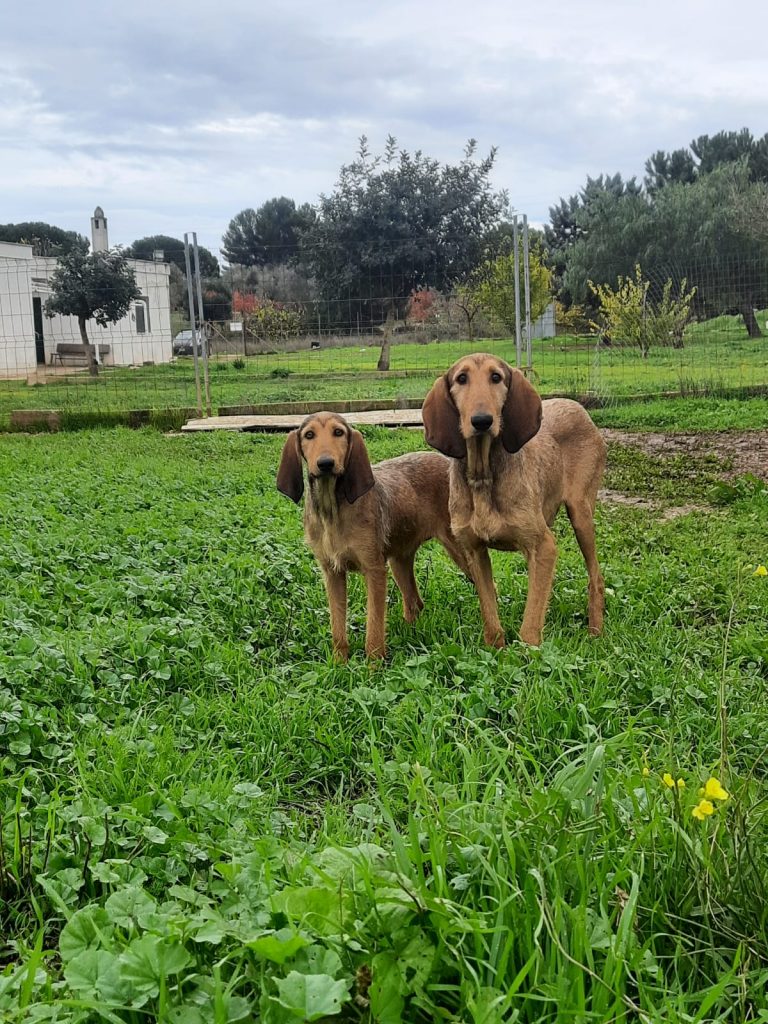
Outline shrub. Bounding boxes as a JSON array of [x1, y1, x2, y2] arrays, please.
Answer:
[[589, 265, 696, 357]]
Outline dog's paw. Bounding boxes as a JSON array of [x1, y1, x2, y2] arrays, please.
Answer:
[[518, 627, 542, 647], [403, 598, 424, 624], [484, 629, 506, 649]]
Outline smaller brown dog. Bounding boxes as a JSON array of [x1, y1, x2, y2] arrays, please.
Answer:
[[276, 412, 471, 660]]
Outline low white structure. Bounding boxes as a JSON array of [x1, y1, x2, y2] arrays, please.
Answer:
[[0, 209, 172, 377]]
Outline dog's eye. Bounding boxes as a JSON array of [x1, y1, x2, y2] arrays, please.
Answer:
[[456, 372, 468, 385], [491, 372, 502, 384], [304, 430, 315, 440], [333, 428, 344, 437]]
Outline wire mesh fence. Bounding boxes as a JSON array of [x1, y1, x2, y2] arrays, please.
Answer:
[[1, 236, 766, 428]]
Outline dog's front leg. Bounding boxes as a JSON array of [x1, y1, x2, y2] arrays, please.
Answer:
[[520, 529, 558, 646], [322, 567, 349, 662], [467, 546, 505, 649], [364, 564, 388, 660]]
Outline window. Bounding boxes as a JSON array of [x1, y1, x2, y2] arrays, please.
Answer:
[[135, 304, 146, 334]]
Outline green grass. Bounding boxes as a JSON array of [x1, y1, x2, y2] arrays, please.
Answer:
[[592, 395, 768, 431], [1, 425, 768, 1020], [2, 309, 767, 424]]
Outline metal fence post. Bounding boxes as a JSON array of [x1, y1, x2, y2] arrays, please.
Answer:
[[512, 215, 522, 368], [522, 214, 532, 374], [183, 233, 203, 418], [192, 233, 212, 417]]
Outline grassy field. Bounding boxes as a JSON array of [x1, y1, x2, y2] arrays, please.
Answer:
[[1, 312, 767, 424], [1, 417, 768, 1021]]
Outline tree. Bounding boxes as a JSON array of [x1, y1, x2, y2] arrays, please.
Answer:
[[45, 248, 141, 376], [649, 165, 768, 336], [691, 129, 767, 179], [589, 265, 696, 357], [644, 129, 768, 191], [199, 279, 232, 321], [644, 148, 697, 193], [221, 199, 316, 267], [561, 189, 653, 307], [545, 174, 641, 303], [407, 288, 439, 324], [243, 300, 304, 342], [300, 135, 506, 365], [563, 164, 768, 337], [129, 235, 220, 277], [0, 222, 88, 256], [169, 263, 186, 312], [452, 280, 485, 340], [474, 247, 552, 335]]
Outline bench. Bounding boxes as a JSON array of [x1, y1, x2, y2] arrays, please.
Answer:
[[50, 343, 111, 366]]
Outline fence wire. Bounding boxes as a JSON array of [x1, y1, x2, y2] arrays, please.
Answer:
[[1, 239, 766, 426]]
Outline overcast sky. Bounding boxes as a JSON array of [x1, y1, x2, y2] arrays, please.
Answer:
[[2, 0, 766, 257]]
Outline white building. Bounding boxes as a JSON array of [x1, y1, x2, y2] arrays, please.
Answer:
[[0, 208, 172, 377]]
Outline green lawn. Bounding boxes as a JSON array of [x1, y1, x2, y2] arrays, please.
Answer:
[[1, 424, 767, 1020], [2, 311, 767, 425]]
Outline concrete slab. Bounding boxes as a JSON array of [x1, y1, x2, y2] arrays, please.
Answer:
[[181, 409, 425, 433]]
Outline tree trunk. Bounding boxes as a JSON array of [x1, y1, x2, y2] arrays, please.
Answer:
[[78, 315, 99, 376], [377, 306, 394, 371], [740, 300, 762, 339], [465, 311, 475, 342], [377, 338, 390, 372]]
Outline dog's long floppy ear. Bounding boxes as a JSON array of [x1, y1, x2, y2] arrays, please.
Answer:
[[422, 374, 465, 458], [276, 430, 304, 503], [342, 429, 376, 504], [501, 368, 543, 453]]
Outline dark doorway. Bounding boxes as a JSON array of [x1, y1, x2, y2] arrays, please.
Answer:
[[32, 298, 46, 364]]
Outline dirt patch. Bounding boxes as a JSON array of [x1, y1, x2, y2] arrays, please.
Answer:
[[601, 429, 768, 481], [597, 488, 706, 520]]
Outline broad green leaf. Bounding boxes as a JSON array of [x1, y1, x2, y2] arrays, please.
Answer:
[[246, 929, 309, 963], [119, 934, 192, 1004], [63, 948, 132, 1004], [191, 911, 229, 945], [63, 949, 115, 992], [274, 885, 348, 935], [142, 824, 170, 845], [370, 952, 404, 1024], [293, 945, 344, 977], [275, 972, 350, 1021], [105, 886, 157, 929], [59, 906, 113, 962]]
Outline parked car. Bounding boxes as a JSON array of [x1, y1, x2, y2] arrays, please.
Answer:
[[172, 330, 202, 356]]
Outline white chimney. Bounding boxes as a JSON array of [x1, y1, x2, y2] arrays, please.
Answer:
[[91, 206, 109, 252]]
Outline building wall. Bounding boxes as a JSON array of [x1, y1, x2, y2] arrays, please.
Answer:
[[32, 258, 173, 366], [0, 243, 37, 376], [531, 302, 556, 340]]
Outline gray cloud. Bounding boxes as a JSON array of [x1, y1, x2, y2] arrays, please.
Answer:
[[1, 0, 766, 254]]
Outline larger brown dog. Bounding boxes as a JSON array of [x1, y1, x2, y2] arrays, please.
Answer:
[[422, 353, 606, 647], [277, 412, 472, 660]]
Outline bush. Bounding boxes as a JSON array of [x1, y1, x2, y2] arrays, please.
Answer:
[[589, 265, 696, 357], [243, 300, 304, 342]]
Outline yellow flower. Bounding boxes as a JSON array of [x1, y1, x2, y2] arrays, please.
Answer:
[[703, 777, 729, 802], [642, 766, 650, 777], [692, 799, 715, 820], [753, 565, 767, 577], [662, 773, 685, 790]]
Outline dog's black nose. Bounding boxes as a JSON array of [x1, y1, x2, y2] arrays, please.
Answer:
[[316, 456, 335, 473], [471, 413, 493, 432]]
